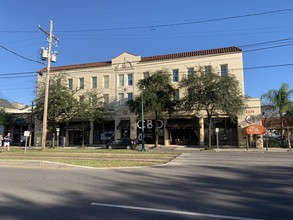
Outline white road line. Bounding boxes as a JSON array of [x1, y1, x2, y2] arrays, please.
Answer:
[[90, 202, 263, 220]]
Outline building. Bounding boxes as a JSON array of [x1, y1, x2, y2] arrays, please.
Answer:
[[36, 46, 262, 147], [0, 99, 33, 145]]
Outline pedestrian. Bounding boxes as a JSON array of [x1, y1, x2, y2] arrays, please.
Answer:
[[0, 135, 3, 147], [2, 133, 11, 152]]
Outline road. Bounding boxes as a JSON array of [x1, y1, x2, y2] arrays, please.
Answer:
[[0, 151, 292, 220]]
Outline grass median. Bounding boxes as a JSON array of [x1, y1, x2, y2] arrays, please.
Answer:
[[0, 147, 180, 168]]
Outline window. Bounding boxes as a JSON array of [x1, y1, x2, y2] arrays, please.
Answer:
[[68, 79, 73, 90], [118, 93, 125, 105], [119, 74, 124, 87], [204, 65, 212, 74], [103, 94, 109, 104], [220, 64, 228, 77], [174, 89, 180, 101], [143, 71, 150, 79], [128, 73, 133, 86], [103, 75, 109, 88], [172, 69, 179, 82], [79, 78, 84, 89], [127, 92, 133, 101], [91, 95, 97, 106], [79, 95, 84, 104], [187, 67, 194, 78], [92, 76, 97, 89]]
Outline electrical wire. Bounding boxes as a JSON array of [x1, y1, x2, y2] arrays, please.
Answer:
[[1, 8, 292, 34], [0, 45, 45, 65]]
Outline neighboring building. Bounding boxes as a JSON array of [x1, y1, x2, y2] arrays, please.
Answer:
[[0, 99, 33, 145], [36, 46, 262, 147]]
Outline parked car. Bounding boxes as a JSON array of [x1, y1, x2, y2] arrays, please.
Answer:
[[106, 138, 137, 149]]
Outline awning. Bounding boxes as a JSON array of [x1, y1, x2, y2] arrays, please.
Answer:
[[64, 122, 90, 131], [117, 120, 130, 130], [243, 124, 266, 135], [166, 119, 197, 129]]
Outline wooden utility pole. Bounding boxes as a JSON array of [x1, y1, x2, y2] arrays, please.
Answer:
[[38, 20, 58, 151]]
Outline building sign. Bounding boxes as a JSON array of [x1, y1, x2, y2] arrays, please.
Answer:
[[115, 60, 133, 70], [243, 124, 266, 135], [136, 120, 164, 129], [136, 120, 164, 144], [245, 109, 255, 114]]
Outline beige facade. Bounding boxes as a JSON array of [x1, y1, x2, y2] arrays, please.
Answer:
[[36, 46, 261, 147]]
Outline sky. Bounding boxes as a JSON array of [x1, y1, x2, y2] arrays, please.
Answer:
[[1, 0, 293, 106]]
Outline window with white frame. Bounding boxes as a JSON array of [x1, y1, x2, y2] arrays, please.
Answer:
[[172, 69, 179, 82], [174, 89, 180, 101], [128, 73, 133, 86], [127, 92, 133, 101], [143, 71, 150, 79], [103, 94, 109, 104], [103, 75, 109, 88], [118, 93, 125, 105], [91, 95, 97, 106], [79, 95, 84, 104], [92, 76, 97, 89], [187, 67, 194, 78], [79, 77, 84, 89], [68, 78, 73, 90], [119, 74, 124, 87], [204, 65, 212, 74], [220, 64, 228, 77]]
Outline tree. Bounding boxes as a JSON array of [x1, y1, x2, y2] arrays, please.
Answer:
[[0, 108, 14, 134], [261, 83, 293, 146], [127, 70, 177, 147], [34, 73, 78, 147], [179, 66, 246, 148], [73, 90, 107, 148], [35, 73, 107, 148], [34, 73, 77, 125]]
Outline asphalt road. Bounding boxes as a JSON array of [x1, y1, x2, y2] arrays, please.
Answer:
[[0, 151, 292, 220]]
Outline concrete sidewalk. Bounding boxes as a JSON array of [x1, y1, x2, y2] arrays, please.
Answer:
[[5, 144, 292, 153]]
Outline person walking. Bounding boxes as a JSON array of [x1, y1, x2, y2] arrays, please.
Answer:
[[2, 133, 11, 152], [0, 135, 3, 148]]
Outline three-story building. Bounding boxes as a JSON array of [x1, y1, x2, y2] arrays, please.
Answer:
[[36, 46, 262, 147]]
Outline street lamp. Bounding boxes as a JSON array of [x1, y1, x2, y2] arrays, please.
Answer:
[[141, 85, 146, 151]]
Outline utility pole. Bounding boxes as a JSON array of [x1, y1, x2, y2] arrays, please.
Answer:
[[39, 20, 58, 151]]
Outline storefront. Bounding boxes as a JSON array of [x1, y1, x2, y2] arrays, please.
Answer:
[[166, 118, 199, 145]]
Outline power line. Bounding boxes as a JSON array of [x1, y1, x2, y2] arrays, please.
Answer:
[[0, 45, 45, 65], [2, 8, 292, 34], [0, 91, 15, 103], [0, 75, 35, 79], [239, 37, 293, 48], [57, 8, 293, 32], [0, 71, 36, 76], [243, 43, 293, 52]]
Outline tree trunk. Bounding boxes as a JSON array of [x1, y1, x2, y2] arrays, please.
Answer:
[[208, 116, 212, 149], [82, 121, 85, 148], [280, 112, 284, 147], [52, 121, 56, 148]]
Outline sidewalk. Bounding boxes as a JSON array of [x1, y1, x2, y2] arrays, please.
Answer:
[[148, 144, 292, 152], [5, 144, 292, 152]]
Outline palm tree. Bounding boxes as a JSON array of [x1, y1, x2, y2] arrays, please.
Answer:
[[261, 83, 293, 146]]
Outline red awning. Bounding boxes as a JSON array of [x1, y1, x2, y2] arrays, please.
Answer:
[[243, 124, 266, 135]]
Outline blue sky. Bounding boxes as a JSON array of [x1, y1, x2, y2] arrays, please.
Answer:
[[1, 0, 293, 106]]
